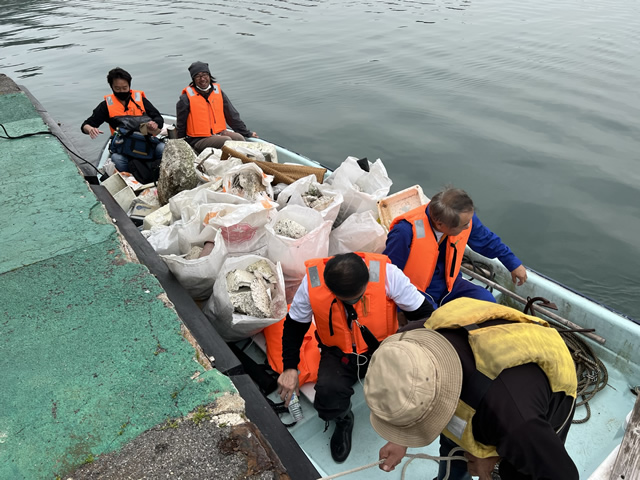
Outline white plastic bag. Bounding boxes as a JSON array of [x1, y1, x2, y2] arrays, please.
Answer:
[[195, 149, 243, 183], [203, 255, 287, 342], [169, 181, 250, 222], [161, 229, 228, 301], [325, 156, 392, 226], [222, 163, 274, 201], [177, 217, 217, 256], [224, 140, 278, 163], [144, 224, 181, 255], [276, 174, 344, 226], [266, 205, 332, 303], [202, 200, 278, 254], [328, 211, 388, 256]]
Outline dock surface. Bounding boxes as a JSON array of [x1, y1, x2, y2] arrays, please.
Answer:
[[0, 75, 287, 479]]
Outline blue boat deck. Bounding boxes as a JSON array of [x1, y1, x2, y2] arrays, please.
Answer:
[[252, 262, 640, 479]]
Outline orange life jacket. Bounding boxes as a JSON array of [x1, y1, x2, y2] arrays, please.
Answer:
[[389, 203, 472, 292], [182, 84, 227, 137], [104, 90, 146, 134], [263, 311, 321, 386], [306, 253, 398, 355]]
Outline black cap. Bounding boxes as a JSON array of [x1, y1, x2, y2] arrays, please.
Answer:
[[188, 61, 211, 79]]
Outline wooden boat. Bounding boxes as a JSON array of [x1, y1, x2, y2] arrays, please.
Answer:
[[97, 116, 640, 480]]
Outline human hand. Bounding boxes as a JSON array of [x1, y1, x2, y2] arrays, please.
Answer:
[[379, 442, 407, 472], [277, 368, 299, 407], [146, 120, 159, 132], [250, 131, 259, 138], [464, 452, 500, 480], [84, 125, 103, 139], [511, 265, 527, 285]]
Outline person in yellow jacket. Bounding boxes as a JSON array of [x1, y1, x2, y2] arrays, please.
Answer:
[[364, 298, 579, 480], [176, 61, 258, 154], [277, 252, 434, 463]]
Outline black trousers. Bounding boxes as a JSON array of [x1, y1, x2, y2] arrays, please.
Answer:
[[313, 345, 371, 421]]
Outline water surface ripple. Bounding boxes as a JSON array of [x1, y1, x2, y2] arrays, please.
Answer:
[[1, 0, 638, 318]]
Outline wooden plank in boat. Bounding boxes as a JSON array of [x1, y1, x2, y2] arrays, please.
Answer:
[[610, 393, 640, 480]]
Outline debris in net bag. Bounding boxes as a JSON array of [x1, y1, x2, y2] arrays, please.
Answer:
[[274, 218, 308, 239]]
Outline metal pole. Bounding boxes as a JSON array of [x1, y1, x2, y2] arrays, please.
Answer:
[[461, 266, 606, 345]]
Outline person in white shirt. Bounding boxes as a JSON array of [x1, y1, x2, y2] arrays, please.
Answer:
[[277, 252, 434, 463]]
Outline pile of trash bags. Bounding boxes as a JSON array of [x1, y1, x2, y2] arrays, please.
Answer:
[[140, 145, 391, 342]]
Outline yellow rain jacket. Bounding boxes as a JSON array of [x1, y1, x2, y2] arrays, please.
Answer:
[[426, 298, 577, 458]]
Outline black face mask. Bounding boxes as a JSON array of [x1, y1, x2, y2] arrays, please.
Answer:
[[113, 91, 131, 101]]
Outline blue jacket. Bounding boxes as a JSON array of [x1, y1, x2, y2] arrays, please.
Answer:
[[383, 211, 522, 303]]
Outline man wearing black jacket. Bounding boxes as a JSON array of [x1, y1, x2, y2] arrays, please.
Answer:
[[176, 61, 257, 154], [81, 67, 164, 173]]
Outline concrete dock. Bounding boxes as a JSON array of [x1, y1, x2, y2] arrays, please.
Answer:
[[0, 74, 316, 479]]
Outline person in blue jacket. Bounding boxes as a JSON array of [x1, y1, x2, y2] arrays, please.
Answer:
[[383, 187, 527, 310]]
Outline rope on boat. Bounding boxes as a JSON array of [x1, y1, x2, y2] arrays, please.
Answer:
[[461, 255, 608, 424], [560, 329, 608, 423], [316, 449, 468, 480]]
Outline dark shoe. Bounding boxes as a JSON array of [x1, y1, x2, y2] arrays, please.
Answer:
[[330, 410, 354, 463]]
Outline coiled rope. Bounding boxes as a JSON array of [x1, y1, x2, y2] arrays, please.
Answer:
[[317, 447, 468, 480], [461, 255, 608, 423], [557, 327, 608, 423]]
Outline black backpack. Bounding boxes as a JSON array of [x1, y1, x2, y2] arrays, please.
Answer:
[[128, 157, 162, 184]]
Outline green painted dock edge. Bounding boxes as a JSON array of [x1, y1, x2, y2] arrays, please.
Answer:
[[0, 79, 236, 479]]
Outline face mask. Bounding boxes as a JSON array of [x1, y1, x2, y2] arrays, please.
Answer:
[[113, 91, 130, 101], [196, 84, 212, 92]]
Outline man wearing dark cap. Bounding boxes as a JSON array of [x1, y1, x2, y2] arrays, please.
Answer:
[[277, 252, 434, 463], [364, 298, 579, 480], [176, 61, 258, 154]]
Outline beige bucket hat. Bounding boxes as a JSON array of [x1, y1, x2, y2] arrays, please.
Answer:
[[364, 329, 463, 447]]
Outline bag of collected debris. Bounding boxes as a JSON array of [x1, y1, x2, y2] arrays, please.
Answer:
[[265, 205, 333, 303], [169, 184, 251, 223], [201, 200, 278, 254], [328, 210, 388, 256], [203, 255, 287, 342], [275, 174, 344, 226], [160, 228, 228, 301], [325, 156, 392, 226], [143, 224, 181, 255], [224, 140, 278, 163], [194, 148, 243, 183], [222, 163, 274, 201]]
